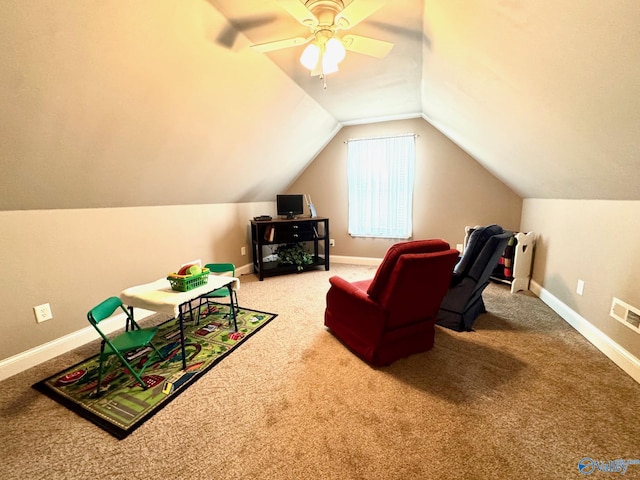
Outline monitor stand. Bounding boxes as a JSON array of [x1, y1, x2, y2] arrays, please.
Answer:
[[286, 212, 295, 219]]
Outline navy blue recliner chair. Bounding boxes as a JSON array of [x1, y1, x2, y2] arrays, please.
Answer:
[[436, 225, 512, 332]]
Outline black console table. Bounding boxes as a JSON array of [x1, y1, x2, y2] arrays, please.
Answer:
[[250, 217, 330, 281]]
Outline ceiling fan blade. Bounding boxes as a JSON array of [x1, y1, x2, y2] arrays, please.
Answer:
[[367, 20, 432, 50], [278, 0, 318, 27], [250, 36, 311, 53], [342, 34, 393, 58], [215, 15, 278, 49], [335, 0, 388, 29]]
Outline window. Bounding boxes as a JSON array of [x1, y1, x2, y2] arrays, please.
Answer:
[[347, 134, 416, 239]]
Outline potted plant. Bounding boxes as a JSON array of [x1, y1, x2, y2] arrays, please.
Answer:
[[275, 243, 313, 271]]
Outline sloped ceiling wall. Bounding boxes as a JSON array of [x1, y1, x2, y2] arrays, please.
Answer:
[[0, 0, 338, 210], [2, 0, 640, 210], [421, 0, 640, 199]]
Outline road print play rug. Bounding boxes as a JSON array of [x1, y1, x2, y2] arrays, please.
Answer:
[[33, 304, 276, 439]]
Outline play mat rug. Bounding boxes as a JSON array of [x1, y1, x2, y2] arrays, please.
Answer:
[[33, 303, 277, 439]]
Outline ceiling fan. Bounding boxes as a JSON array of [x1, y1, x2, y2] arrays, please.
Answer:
[[250, 0, 393, 81]]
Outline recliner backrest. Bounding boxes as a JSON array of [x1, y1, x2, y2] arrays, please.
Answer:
[[367, 239, 451, 300], [378, 250, 460, 330], [436, 228, 512, 332], [466, 232, 512, 286], [453, 224, 505, 281]]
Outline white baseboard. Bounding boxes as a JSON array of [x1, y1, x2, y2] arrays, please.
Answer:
[[331, 255, 383, 266], [7, 268, 637, 386], [236, 262, 254, 276], [1, 259, 378, 381], [0, 308, 155, 382], [0, 263, 258, 381], [530, 280, 640, 384]]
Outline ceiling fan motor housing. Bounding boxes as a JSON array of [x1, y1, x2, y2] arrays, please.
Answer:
[[304, 0, 344, 27]]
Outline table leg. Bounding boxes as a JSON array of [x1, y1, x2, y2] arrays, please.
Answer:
[[126, 306, 134, 331], [178, 303, 187, 370], [228, 285, 238, 332]]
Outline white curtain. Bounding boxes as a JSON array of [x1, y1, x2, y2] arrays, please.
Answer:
[[347, 134, 415, 239]]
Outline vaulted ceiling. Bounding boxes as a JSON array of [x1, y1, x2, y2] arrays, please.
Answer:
[[2, 0, 639, 210]]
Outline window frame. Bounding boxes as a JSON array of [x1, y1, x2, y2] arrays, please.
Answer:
[[347, 134, 416, 239]]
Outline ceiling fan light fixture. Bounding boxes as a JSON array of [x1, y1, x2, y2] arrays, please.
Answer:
[[300, 42, 321, 70], [300, 36, 345, 76], [324, 37, 346, 64]]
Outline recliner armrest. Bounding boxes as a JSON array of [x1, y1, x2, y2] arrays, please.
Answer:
[[329, 276, 370, 297], [326, 276, 386, 338], [327, 277, 380, 312]]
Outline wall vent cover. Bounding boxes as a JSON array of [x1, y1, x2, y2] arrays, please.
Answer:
[[610, 297, 640, 333]]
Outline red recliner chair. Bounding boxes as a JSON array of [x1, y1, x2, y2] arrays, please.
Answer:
[[324, 239, 459, 366]]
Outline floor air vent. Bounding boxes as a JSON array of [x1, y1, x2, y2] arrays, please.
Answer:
[[610, 297, 640, 333]]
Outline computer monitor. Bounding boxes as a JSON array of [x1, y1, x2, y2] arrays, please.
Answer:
[[276, 194, 305, 219]]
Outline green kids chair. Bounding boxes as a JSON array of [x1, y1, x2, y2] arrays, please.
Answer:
[[87, 296, 164, 396], [199, 263, 239, 324]]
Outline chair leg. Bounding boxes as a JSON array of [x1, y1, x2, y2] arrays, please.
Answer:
[[195, 297, 209, 325], [112, 351, 151, 389], [148, 342, 165, 363], [134, 343, 166, 384], [200, 298, 218, 320], [96, 355, 105, 396], [95, 340, 108, 396], [198, 294, 238, 326]]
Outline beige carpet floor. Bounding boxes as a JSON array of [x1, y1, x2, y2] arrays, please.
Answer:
[[1, 264, 639, 479]]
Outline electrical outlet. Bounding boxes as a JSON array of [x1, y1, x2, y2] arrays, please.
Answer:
[[34, 303, 53, 323], [329, 239, 335, 247], [576, 279, 585, 296], [241, 246, 246, 256]]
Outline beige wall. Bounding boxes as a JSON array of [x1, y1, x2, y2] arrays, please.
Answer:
[[521, 199, 640, 359], [288, 117, 523, 259], [0, 0, 338, 211], [1, 115, 522, 366], [0, 202, 270, 361]]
